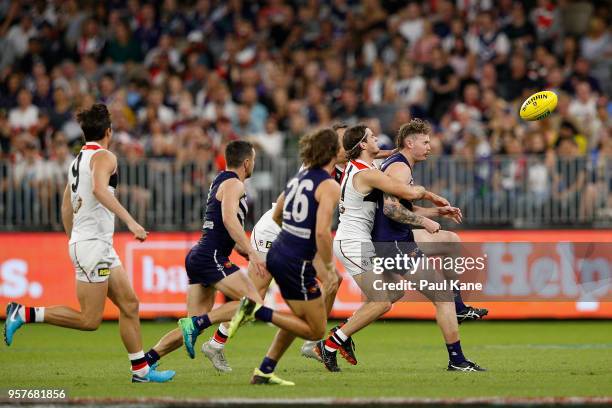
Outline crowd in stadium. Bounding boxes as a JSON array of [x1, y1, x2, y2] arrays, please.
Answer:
[[0, 0, 610, 227]]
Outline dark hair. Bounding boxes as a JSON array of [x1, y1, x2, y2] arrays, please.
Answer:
[[225, 140, 254, 168], [396, 118, 431, 148], [76, 103, 111, 142], [300, 128, 339, 169], [343, 124, 368, 160]]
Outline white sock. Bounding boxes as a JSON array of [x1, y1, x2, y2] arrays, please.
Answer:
[[16, 306, 44, 323], [35, 307, 45, 322], [129, 351, 150, 377], [335, 328, 348, 343], [218, 323, 229, 337], [210, 325, 228, 349]]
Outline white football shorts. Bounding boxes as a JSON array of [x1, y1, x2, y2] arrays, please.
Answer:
[[69, 240, 121, 283], [333, 239, 376, 276]]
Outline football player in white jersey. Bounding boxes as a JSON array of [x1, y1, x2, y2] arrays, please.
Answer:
[[3, 104, 175, 383]]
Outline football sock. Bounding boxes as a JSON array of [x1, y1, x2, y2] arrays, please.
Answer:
[[254, 306, 273, 323], [324, 328, 347, 352], [129, 351, 150, 377], [145, 348, 160, 366], [19, 306, 45, 323], [211, 325, 229, 348], [259, 357, 277, 374], [192, 314, 212, 333], [446, 340, 467, 365], [453, 289, 467, 313]]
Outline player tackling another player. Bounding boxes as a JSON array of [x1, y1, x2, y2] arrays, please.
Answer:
[[320, 120, 485, 372], [3, 104, 175, 383]]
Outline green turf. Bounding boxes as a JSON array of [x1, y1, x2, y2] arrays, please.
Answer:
[[1, 320, 611, 399]]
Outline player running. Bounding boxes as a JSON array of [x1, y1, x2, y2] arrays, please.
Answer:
[[225, 128, 344, 385], [141, 141, 267, 366], [3, 103, 175, 383], [144, 140, 335, 369], [320, 119, 486, 372], [198, 124, 350, 372]]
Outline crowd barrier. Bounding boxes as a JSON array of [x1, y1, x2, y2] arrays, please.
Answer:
[[1, 230, 610, 320], [2, 155, 611, 232]]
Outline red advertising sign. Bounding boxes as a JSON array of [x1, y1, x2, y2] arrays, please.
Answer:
[[0, 230, 610, 319]]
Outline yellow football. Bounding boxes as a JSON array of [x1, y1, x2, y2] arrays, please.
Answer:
[[519, 90, 558, 121]]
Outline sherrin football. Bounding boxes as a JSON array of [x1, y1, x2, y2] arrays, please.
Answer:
[[519, 90, 558, 121]]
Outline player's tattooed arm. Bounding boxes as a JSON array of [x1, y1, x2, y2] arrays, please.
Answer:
[[383, 193, 425, 225], [383, 193, 440, 233]]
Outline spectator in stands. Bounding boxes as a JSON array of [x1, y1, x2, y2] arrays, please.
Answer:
[[395, 60, 426, 111], [9, 89, 39, 132], [104, 19, 143, 64], [249, 116, 284, 158], [76, 18, 104, 60], [504, 2, 536, 53], [424, 47, 458, 122], [552, 137, 587, 219], [0, 0, 609, 228], [580, 16, 611, 62], [240, 86, 268, 134], [467, 11, 510, 66], [5, 13, 36, 60]]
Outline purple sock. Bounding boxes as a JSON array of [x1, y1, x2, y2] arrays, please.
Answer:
[[192, 314, 212, 333], [254, 306, 273, 322], [259, 356, 277, 374]]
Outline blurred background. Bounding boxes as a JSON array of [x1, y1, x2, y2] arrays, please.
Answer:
[[0, 0, 610, 233]]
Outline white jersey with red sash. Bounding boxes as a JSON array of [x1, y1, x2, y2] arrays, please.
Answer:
[[334, 159, 381, 242]]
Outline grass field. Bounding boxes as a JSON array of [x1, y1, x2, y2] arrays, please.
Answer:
[[1, 320, 611, 400]]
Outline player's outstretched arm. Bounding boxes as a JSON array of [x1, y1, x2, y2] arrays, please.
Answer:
[[314, 179, 340, 268], [91, 150, 147, 241], [220, 178, 259, 261], [271, 191, 285, 227], [412, 204, 463, 224], [61, 183, 73, 239]]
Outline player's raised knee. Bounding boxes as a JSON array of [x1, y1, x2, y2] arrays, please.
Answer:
[[375, 301, 393, 315], [310, 324, 327, 341], [81, 315, 103, 331]]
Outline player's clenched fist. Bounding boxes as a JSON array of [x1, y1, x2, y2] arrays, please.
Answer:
[[128, 221, 148, 241]]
